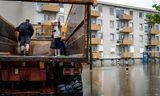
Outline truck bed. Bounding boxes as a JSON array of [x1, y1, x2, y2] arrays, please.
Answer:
[[0, 55, 87, 62]]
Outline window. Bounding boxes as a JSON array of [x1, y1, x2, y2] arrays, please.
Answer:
[[98, 6, 102, 12], [98, 45, 104, 52], [155, 25, 159, 30], [146, 47, 152, 51], [129, 22, 133, 28], [140, 48, 144, 53], [36, 3, 44, 11], [97, 19, 103, 25], [139, 35, 143, 42], [118, 33, 124, 40], [91, 18, 96, 24], [110, 7, 114, 16], [130, 46, 135, 52], [130, 34, 134, 39], [110, 33, 115, 41], [59, 4, 64, 8], [36, 13, 44, 22], [110, 46, 116, 53], [156, 36, 159, 40], [93, 6, 98, 10], [92, 47, 97, 52], [139, 12, 143, 18], [59, 15, 64, 23], [117, 20, 125, 28], [144, 35, 148, 43], [44, 14, 49, 20], [98, 33, 103, 39], [110, 20, 114, 28], [139, 24, 143, 31], [144, 25, 149, 32], [92, 34, 96, 38], [116, 8, 124, 17], [157, 47, 160, 51], [129, 10, 133, 15]]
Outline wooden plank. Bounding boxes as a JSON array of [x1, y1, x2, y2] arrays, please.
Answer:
[[0, 55, 87, 62], [0, 17, 17, 41]]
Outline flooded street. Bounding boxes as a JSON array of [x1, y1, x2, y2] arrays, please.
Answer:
[[82, 63, 160, 96]]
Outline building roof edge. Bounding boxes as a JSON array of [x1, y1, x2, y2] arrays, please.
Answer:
[[98, 1, 157, 12]]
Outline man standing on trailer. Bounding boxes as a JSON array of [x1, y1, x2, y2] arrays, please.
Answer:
[[16, 19, 34, 56]]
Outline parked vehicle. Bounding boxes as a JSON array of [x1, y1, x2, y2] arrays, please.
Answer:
[[0, 0, 96, 95]]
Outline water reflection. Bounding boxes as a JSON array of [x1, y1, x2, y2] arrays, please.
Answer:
[[92, 64, 160, 96]]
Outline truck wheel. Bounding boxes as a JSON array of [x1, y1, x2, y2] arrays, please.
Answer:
[[57, 76, 83, 96]]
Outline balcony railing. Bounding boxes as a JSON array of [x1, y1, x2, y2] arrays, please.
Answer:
[[118, 14, 133, 20], [91, 10, 101, 17], [42, 5, 60, 12], [92, 52, 101, 59], [91, 38, 101, 45], [148, 52, 160, 58], [120, 39, 134, 45], [148, 28, 159, 35], [91, 24, 101, 31], [32, 24, 52, 39], [148, 40, 159, 46], [120, 27, 133, 33], [121, 52, 133, 58]]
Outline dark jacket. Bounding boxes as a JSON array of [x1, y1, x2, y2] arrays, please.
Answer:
[[16, 22, 34, 37]]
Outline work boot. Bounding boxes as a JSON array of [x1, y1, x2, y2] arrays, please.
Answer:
[[25, 51, 29, 56]]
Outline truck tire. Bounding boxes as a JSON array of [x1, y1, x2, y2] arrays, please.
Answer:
[[57, 76, 83, 96]]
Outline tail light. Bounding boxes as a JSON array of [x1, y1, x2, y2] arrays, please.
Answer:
[[40, 62, 45, 69], [64, 69, 71, 75], [74, 69, 80, 75], [76, 63, 81, 68]]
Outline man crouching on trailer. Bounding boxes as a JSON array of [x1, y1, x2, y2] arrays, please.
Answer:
[[16, 19, 34, 56]]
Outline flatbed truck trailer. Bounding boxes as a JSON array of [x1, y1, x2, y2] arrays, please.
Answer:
[[0, 0, 96, 95]]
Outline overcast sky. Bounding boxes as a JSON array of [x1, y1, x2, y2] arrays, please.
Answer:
[[98, 0, 160, 9]]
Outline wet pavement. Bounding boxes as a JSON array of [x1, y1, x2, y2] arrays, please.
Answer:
[[82, 63, 160, 96]]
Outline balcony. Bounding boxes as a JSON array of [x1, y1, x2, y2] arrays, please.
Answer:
[[118, 14, 133, 20], [120, 39, 134, 45], [92, 52, 101, 59], [121, 52, 133, 58], [42, 5, 60, 12], [91, 10, 101, 17], [148, 40, 159, 46], [148, 28, 159, 35], [32, 24, 52, 39], [120, 27, 133, 33], [91, 24, 101, 31], [149, 52, 160, 58], [91, 38, 101, 45]]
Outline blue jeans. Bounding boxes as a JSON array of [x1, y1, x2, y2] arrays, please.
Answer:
[[20, 35, 31, 46]]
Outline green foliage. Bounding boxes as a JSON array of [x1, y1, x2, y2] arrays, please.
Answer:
[[146, 4, 160, 24]]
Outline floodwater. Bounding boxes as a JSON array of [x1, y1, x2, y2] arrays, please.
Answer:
[[82, 63, 160, 96]]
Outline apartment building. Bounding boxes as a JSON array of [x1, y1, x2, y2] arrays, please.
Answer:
[[0, 1, 159, 59], [91, 1, 160, 59], [0, 1, 71, 39]]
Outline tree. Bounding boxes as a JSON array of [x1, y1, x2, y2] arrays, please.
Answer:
[[146, 4, 160, 24]]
